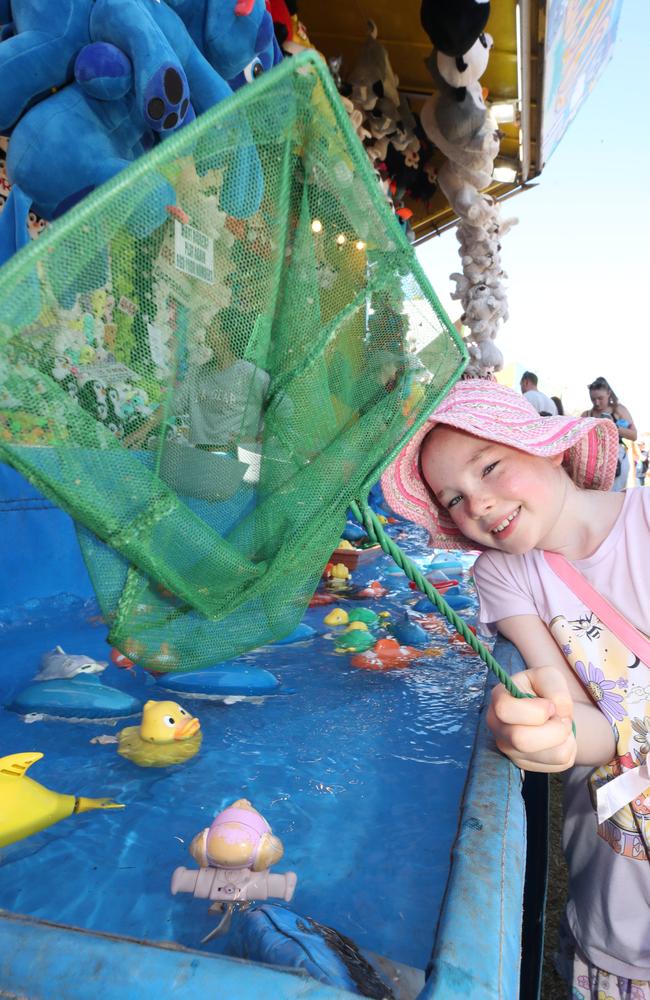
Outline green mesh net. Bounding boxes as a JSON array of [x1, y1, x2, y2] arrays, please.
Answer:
[[0, 52, 466, 671]]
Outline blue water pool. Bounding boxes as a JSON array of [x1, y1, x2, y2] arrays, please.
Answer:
[[0, 463, 529, 998]]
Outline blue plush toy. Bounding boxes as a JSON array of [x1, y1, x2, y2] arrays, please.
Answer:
[[0, 0, 281, 264], [0, 0, 195, 135], [169, 0, 282, 88]]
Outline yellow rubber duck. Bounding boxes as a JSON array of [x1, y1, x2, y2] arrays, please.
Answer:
[[0, 752, 123, 848], [324, 608, 349, 626], [344, 621, 368, 632], [118, 700, 202, 768]]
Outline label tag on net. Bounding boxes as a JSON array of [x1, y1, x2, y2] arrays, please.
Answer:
[[174, 221, 214, 284]]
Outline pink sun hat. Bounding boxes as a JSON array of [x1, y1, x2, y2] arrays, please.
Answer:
[[381, 379, 619, 551]]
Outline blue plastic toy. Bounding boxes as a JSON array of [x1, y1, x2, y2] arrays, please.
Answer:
[[157, 664, 280, 698], [390, 614, 429, 647], [272, 623, 316, 645], [8, 673, 141, 719]]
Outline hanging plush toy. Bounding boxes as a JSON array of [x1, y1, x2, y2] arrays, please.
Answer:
[[267, 1, 316, 57], [418, 0, 516, 377], [420, 0, 490, 58], [0, 0, 281, 263], [0, 1, 192, 136], [436, 31, 492, 101], [421, 47, 497, 189]]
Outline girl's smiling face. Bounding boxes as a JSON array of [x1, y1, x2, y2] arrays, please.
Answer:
[[420, 425, 567, 554]]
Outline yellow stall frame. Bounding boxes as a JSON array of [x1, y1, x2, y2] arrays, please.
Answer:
[[299, 0, 623, 242]]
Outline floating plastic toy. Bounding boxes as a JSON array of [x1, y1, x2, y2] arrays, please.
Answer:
[[172, 799, 297, 940], [413, 591, 473, 613], [117, 700, 202, 767], [8, 675, 142, 720], [341, 521, 367, 543], [308, 593, 336, 607], [324, 607, 349, 626], [8, 645, 141, 720], [355, 580, 388, 599], [272, 623, 316, 645], [110, 648, 136, 671], [427, 556, 465, 575], [351, 638, 425, 672], [0, 752, 123, 848], [335, 630, 376, 654], [390, 615, 430, 647], [35, 646, 108, 680], [348, 607, 381, 626], [329, 563, 351, 581], [157, 665, 279, 699]]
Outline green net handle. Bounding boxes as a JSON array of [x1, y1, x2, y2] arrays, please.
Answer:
[[350, 500, 532, 701]]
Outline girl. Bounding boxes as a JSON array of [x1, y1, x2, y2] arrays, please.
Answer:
[[382, 379, 650, 999], [582, 376, 637, 493]]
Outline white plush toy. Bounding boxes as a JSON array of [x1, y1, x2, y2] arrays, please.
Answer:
[[437, 32, 493, 97], [420, 11, 516, 376]]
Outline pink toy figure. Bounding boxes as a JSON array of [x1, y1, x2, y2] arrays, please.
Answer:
[[189, 798, 283, 870], [171, 799, 297, 941]]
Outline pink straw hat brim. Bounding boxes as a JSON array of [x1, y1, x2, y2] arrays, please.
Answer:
[[381, 379, 619, 550]]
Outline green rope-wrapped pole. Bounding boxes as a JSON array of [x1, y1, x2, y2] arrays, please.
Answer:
[[350, 499, 531, 701]]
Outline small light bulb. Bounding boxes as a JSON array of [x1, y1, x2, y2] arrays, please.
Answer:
[[336, 233, 346, 245], [355, 240, 366, 251], [311, 219, 323, 234]]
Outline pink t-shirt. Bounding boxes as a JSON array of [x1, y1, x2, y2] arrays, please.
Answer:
[[474, 487, 650, 979], [474, 487, 650, 639]]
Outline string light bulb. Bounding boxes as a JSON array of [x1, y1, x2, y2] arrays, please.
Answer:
[[311, 219, 323, 234]]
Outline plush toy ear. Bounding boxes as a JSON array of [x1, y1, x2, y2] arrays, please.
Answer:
[[0, 184, 32, 265], [420, 0, 491, 57], [75, 42, 133, 101]]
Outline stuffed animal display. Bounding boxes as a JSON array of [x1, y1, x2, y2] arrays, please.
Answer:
[[419, 0, 515, 375], [0, 0, 281, 263], [0, 1, 512, 373]]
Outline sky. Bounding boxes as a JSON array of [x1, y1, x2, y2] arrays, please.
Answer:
[[416, 0, 650, 431]]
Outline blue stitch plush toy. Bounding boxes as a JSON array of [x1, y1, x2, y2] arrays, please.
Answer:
[[0, 0, 281, 263]]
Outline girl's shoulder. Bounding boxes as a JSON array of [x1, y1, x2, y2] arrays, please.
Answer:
[[474, 546, 533, 587]]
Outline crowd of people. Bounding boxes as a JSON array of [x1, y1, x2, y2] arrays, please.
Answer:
[[519, 371, 644, 492]]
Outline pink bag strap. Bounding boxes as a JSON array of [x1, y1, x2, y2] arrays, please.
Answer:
[[543, 550, 650, 665]]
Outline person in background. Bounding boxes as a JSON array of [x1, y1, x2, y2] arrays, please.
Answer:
[[582, 377, 637, 492], [520, 371, 558, 416], [634, 441, 648, 487], [551, 395, 564, 416]]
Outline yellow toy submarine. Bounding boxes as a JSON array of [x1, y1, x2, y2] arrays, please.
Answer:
[[0, 752, 123, 848], [117, 699, 202, 767]]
